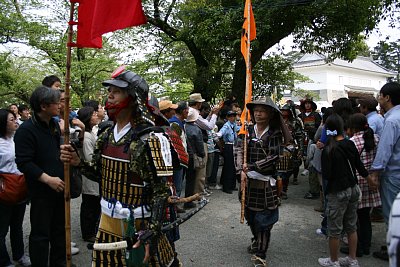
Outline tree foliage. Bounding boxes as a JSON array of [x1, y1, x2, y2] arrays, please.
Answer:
[[140, 0, 396, 104], [0, 0, 125, 106], [372, 40, 400, 82], [0, 0, 398, 108]]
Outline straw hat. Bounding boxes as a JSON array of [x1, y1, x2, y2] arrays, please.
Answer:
[[159, 100, 178, 111], [189, 93, 205, 103], [186, 107, 199, 122]]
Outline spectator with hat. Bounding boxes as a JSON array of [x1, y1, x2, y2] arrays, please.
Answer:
[[299, 97, 321, 199], [188, 93, 220, 195], [299, 98, 321, 142], [216, 110, 240, 194], [169, 101, 189, 199], [159, 100, 178, 120], [184, 107, 205, 209], [358, 96, 384, 137]]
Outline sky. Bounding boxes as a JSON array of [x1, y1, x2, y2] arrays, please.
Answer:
[[269, 18, 399, 54]]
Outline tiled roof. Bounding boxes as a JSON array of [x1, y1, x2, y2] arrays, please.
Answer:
[[293, 53, 396, 76]]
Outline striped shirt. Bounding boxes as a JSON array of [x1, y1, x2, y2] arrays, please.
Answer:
[[350, 131, 381, 209]]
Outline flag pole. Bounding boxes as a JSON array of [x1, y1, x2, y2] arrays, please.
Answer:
[[63, 2, 76, 266], [240, 0, 252, 224]]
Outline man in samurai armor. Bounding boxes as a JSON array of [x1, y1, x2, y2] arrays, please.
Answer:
[[237, 97, 290, 267], [277, 103, 305, 196], [61, 67, 177, 267]]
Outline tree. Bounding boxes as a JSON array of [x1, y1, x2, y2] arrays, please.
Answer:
[[252, 54, 310, 99], [372, 40, 400, 82], [0, 0, 125, 105], [141, 0, 396, 104]]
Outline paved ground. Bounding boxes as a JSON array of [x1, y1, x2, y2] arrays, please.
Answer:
[[9, 169, 387, 267]]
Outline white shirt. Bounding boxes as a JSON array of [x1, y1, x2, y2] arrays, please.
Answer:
[[192, 107, 218, 131], [81, 131, 99, 196], [0, 137, 22, 175], [113, 122, 131, 142]]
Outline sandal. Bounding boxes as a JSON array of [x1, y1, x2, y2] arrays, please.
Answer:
[[247, 239, 257, 254], [251, 255, 267, 267]]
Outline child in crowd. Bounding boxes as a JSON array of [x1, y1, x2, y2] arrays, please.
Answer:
[[340, 113, 380, 257], [318, 114, 369, 267]]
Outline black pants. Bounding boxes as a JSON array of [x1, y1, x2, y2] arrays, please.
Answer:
[[184, 157, 196, 207], [207, 151, 220, 186], [357, 207, 372, 252], [30, 196, 66, 267], [0, 202, 26, 266], [80, 194, 101, 240], [221, 144, 235, 191]]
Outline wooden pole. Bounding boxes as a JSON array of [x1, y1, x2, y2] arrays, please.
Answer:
[[240, 0, 252, 224], [240, 130, 248, 224], [63, 2, 76, 266]]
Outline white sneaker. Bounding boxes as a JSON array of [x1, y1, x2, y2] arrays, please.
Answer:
[[71, 246, 80, 255], [316, 228, 327, 236], [210, 184, 223, 190], [318, 257, 340, 267], [71, 241, 77, 247], [301, 170, 309, 176], [16, 254, 31, 267], [204, 188, 213, 194], [202, 190, 211, 197], [338, 256, 360, 267]]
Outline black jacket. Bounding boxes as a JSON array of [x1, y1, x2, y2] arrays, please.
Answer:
[[185, 122, 205, 158], [322, 138, 368, 194], [15, 113, 64, 198]]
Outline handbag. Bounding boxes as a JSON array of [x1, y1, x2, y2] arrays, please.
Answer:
[[0, 173, 28, 204], [193, 154, 205, 169]]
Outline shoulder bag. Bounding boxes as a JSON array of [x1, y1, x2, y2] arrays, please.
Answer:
[[0, 173, 28, 204]]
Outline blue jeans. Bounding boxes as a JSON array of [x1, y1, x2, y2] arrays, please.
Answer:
[[173, 166, 184, 197], [0, 202, 26, 266], [380, 175, 400, 224]]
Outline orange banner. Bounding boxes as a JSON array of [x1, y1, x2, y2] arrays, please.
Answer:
[[240, 0, 256, 66], [239, 0, 256, 135]]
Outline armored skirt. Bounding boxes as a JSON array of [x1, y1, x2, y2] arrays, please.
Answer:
[[91, 129, 174, 267]]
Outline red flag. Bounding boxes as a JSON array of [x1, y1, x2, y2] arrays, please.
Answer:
[[76, 0, 147, 48], [239, 0, 256, 135]]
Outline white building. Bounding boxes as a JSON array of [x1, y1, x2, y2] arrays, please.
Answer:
[[292, 54, 396, 107]]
